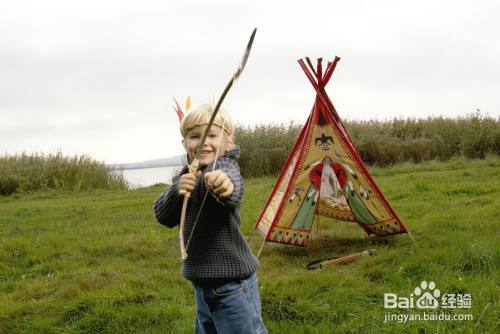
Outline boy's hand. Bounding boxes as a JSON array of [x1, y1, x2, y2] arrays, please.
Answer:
[[204, 170, 234, 199], [178, 171, 202, 196]]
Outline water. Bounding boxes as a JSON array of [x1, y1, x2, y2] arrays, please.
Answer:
[[120, 166, 182, 188]]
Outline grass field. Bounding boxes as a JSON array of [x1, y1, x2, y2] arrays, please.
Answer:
[[0, 157, 498, 333]]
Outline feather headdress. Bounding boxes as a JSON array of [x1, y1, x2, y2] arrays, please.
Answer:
[[172, 96, 190, 122]]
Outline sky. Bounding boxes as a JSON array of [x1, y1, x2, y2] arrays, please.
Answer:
[[1, 0, 498, 164]]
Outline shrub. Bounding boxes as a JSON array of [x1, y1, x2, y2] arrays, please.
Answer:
[[0, 174, 20, 196], [0, 152, 128, 195]]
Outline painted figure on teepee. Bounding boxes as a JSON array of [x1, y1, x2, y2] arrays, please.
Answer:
[[253, 57, 413, 250]]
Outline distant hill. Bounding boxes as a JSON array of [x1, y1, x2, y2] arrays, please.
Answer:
[[107, 155, 185, 170]]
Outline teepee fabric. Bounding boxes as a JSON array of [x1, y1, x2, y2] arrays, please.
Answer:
[[254, 57, 408, 247]]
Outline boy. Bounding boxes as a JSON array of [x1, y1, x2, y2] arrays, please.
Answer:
[[154, 104, 267, 334]]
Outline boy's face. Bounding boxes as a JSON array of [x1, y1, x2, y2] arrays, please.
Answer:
[[182, 125, 232, 166]]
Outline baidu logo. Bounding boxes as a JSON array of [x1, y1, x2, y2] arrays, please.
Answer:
[[385, 281, 441, 309], [383, 280, 474, 323], [414, 281, 440, 308]]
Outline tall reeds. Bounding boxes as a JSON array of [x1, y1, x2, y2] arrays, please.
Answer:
[[237, 122, 301, 177], [0, 152, 127, 195], [236, 113, 499, 177]]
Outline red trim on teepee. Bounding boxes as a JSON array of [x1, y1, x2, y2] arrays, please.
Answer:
[[263, 112, 316, 241], [254, 113, 310, 230]]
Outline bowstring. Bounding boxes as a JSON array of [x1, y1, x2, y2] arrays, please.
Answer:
[[185, 118, 227, 251]]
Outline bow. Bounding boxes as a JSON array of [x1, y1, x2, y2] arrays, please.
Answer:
[[179, 28, 257, 261]]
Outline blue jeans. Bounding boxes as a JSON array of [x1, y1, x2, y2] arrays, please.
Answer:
[[192, 273, 267, 334]]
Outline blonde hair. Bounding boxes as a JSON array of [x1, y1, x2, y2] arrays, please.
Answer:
[[180, 104, 235, 138]]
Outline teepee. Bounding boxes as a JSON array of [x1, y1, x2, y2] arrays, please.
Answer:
[[254, 57, 409, 248]]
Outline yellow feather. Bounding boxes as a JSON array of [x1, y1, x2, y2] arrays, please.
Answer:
[[186, 96, 191, 112]]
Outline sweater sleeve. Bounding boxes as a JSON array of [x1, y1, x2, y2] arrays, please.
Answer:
[[153, 168, 187, 228], [205, 157, 243, 208]]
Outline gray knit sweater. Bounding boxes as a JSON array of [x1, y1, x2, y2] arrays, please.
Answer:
[[154, 146, 259, 286]]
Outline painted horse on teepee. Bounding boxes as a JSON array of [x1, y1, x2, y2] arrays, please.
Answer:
[[254, 57, 410, 248]]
